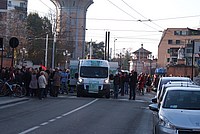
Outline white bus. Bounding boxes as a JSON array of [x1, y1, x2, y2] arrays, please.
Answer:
[[76, 59, 110, 98]]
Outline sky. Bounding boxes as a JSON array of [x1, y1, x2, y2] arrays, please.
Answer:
[[28, 0, 200, 58]]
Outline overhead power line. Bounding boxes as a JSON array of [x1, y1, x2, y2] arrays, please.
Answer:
[[120, 0, 164, 30], [107, 0, 161, 31]]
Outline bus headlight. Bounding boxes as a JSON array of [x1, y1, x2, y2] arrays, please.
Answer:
[[78, 78, 84, 84], [104, 78, 109, 84]]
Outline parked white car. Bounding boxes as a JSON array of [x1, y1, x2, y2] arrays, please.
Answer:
[[149, 87, 200, 134], [152, 77, 192, 103], [157, 81, 198, 105]]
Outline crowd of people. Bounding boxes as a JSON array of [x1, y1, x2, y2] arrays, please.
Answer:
[[0, 66, 71, 100], [112, 70, 159, 100], [0, 66, 160, 100]]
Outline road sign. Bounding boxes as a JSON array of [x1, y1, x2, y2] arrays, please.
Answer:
[[9, 37, 19, 48]]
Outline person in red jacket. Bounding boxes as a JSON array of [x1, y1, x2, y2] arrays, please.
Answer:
[[138, 73, 145, 95]]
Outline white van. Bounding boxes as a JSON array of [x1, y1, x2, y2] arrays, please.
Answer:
[[76, 59, 110, 98]]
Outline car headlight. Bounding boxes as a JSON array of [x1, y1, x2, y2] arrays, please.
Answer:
[[104, 78, 109, 84], [159, 115, 176, 130]]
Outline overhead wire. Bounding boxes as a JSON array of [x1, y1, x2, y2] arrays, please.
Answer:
[[106, 0, 161, 34], [120, 0, 164, 30]]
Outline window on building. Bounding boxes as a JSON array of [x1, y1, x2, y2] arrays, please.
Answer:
[[168, 40, 173, 44], [186, 48, 192, 53], [167, 49, 170, 53], [174, 30, 188, 35], [176, 40, 180, 44], [167, 58, 170, 62], [182, 31, 187, 35], [174, 31, 181, 35], [20, 2, 24, 8], [172, 58, 177, 63]]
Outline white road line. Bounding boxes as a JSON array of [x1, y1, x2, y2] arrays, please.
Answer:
[[18, 99, 98, 134]]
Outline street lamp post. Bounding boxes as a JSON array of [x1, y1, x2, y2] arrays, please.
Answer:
[[63, 50, 71, 69], [114, 38, 117, 59]]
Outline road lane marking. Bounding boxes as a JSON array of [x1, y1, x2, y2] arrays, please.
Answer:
[[18, 99, 98, 134]]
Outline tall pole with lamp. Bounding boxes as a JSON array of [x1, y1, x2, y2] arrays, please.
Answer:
[[114, 38, 117, 59]]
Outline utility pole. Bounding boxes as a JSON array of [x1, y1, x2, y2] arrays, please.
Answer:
[[45, 34, 48, 67], [114, 38, 117, 59]]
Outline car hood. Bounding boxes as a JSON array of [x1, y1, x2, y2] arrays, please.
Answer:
[[161, 109, 200, 129]]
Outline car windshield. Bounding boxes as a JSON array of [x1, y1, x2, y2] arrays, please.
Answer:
[[80, 66, 108, 78], [163, 90, 200, 110]]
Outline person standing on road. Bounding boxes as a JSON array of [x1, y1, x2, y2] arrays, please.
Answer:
[[38, 71, 47, 100], [120, 72, 125, 96], [124, 73, 129, 95], [60, 69, 69, 94], [129, 70, 137, 100], [52, 68, 61, 97], [138, 73, 145, 95], [113, 72, 120, 99], [22, 68, 32, 96], [29, 69, 38, 97]]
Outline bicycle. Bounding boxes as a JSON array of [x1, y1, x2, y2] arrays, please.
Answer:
[[0, 79, 26, 98]]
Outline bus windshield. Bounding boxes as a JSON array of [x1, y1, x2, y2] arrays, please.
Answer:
[[80, 66, 108, 78]]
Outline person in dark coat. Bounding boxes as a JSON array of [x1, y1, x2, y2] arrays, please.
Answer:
[[129, 70, 137, 100], [120, 72, 125, 96], [113, 72, 120, 99], [22, 68, 32, 96]]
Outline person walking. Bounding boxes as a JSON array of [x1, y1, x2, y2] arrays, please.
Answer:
[[38, 71, 47, 100], [129, 70, 137, 100], [113, 72, 120, 99]]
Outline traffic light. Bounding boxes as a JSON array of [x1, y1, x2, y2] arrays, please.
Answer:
[[0, 38, 3, 48]]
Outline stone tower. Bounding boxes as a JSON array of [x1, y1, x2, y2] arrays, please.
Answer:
[[50, 0, 93, 59]]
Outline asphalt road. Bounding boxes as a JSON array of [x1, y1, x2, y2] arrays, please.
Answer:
[[0, 93, 154, 134]]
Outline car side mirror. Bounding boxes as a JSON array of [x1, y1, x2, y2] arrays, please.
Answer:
[[151, 97, 157, 103], [149, 104, 159, 112]]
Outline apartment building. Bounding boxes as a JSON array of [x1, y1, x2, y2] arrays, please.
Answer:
[[158, 28, 200, 68], [0, 0, 27, 67]]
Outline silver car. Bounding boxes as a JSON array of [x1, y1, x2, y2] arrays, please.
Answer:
[[157, 81, 199, 106], [149, 87, 200, 134], [152, 77, 192, 103]]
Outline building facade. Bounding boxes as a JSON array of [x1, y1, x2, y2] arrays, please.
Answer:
[[158, 28, 200, 68], [130, 44, 157, 74]]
